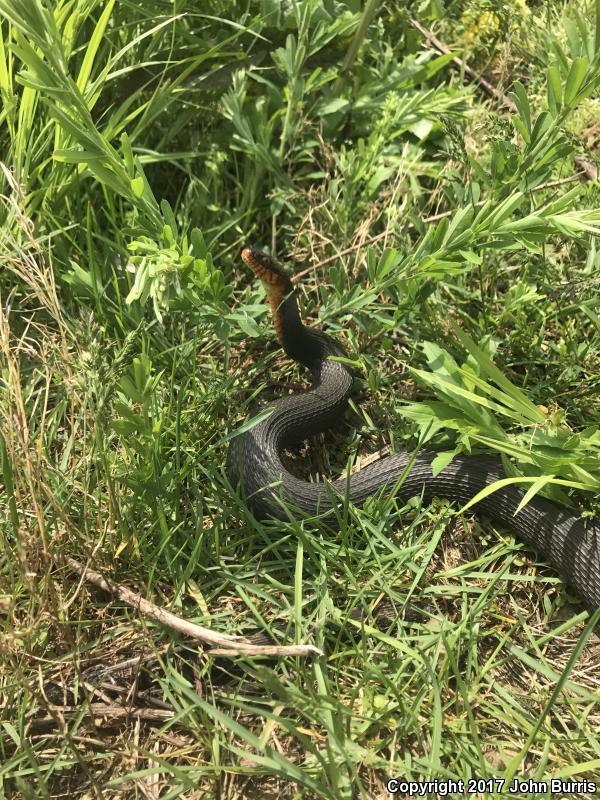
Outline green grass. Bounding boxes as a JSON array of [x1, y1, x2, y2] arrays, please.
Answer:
[[1, 0, 600, 797]]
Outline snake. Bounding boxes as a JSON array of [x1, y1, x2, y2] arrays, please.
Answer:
[[228, 247, 600, 610]]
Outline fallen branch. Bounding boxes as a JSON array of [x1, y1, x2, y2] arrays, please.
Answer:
[[292, 231, 389, 282], [35, 704, 175, 727], [409, 17, 517, 112], [65, 556, 323, 658], [209, 643, 317, 656]]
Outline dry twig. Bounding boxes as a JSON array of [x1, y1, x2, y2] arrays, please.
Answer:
[[409, 18, 517, 112], [33, 705, 175, 728], [65, 556, 323, 658]]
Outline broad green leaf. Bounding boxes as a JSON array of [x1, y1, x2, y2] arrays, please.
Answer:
[[459, 475, 594, 513], [318, 97, 349, 116], [375, 248, 399, 279], [53, 148, 104, 162], [564, 55, 589, 107], [514, 475, 556, 514], [121, 132, 134, 175], [487, 191, 525, 228], [449, 323, 545, 423], [546, 66, 562, 115], [410, 368, 514, 422], [510, 81, 531, 133], [46, 103, 103, 152], [443, 205, 476, 245], [76, 0, 116, 96], [131, 176, 145, 197], [496, 214, 545, 234], [11, 40, 61, 90], [225, 407, 275, 441], [549, 212, 600, 235], [540, 185, 581, 216], [458, 250, 482, 264], [421, 341, 461, 383], [399, 400, 463, 439], [529, 111, 552, 146], [431, 450, 457, 477], [456, 368, 540, 426], [513, 117, 531, 144]]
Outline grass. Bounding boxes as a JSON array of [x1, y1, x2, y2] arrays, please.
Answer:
[[1, 0, 600, 797]]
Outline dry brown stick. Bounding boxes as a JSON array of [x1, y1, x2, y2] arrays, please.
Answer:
[[292, 169, 591, 281], [208, 644, 318, 656], [36, 704, 176, 726], [292, 231, 389, 282], [409, 17, 518, 113], [65, 556, 323, 658]]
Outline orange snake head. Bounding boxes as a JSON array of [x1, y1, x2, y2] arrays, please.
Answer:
[[241, 247, 294, 342]]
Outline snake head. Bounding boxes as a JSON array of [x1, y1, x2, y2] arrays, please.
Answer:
[[242, 247, 295, 343], [241, 246, 349, 370], [241, 248, 293, 291]]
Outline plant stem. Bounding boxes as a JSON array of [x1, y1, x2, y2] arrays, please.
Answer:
[[333, 0, 381, 95]]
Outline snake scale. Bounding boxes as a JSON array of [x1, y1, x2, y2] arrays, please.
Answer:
[[228, 248, 600, 610]]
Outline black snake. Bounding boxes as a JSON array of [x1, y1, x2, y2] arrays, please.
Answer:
[[228, 248, 600, 609]]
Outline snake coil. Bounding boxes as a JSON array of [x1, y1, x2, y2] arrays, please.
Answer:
[[228, 248, 600, 609]]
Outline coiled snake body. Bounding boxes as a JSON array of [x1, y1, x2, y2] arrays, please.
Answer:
[[228, 248, 600, 609]]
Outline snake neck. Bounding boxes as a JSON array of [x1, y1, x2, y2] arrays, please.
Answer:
[[270, 287, 353, 445], [277, 291, 348, 373]]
